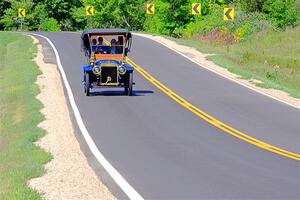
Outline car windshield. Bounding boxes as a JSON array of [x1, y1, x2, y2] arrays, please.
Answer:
[[89, 35, 124, 55]]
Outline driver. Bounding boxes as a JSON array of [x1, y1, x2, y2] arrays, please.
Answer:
[[91, 38, 100, 53], [97, 37, 109, 54]]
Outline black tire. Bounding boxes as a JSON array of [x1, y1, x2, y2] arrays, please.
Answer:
[[127, 72, 133, 96], [85, 73, 90, 96]]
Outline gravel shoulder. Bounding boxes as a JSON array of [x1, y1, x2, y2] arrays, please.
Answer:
[[134, 33, 300, 109], [28, 36, 116, 200]]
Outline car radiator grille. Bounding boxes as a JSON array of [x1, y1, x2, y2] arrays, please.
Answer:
[[101, 66, 118, 85]]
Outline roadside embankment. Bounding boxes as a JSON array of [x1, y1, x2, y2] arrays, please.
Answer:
[[0, 31, 116, 199], [0, 32, 52, 199]]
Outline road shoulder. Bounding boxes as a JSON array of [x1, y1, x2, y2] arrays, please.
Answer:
[[28, 36, 116, 200]]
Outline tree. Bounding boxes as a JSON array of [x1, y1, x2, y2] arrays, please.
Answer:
[[145, 0, 193, 36], [0, 0, 35, 31], [42, 0, 81, 30], [0, 1, 11, 29], [264, 0, 298, 28], [72, 0, 145, 30], [238, 0, 266, 13]]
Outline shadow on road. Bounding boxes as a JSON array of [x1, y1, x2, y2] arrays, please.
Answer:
[[89, 89, 154, 97]]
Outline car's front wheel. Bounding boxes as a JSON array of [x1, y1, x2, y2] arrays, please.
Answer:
[[84, 73, 90, 96], [127, 72, 133, 96]]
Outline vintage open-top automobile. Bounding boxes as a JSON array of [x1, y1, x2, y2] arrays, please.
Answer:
[[81, 29, 134, 96]]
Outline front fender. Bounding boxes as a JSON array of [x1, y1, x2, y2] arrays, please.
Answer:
[[83, 65, 92, 73], [126, 64, 134, 72]]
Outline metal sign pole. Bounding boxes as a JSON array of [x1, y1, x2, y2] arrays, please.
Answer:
[[151, 16, 153, 32], [195, 16, 198, 34], [85, 6, 94, 28], [20, 18, 24, 31], [146, 3, 155, 32], [192, 3, 201, 34], [89, 16, 92, 28]]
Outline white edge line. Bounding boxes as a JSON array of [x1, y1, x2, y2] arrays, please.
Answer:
[[27, 33, 144, 200], [133, 33, 300, 110]]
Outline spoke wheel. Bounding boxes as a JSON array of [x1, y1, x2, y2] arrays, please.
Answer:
[[85, 73, 90, 96], [127, 73, 133, 96]]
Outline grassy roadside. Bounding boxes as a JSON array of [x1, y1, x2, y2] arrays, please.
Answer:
[[166, 27, 300, 99], [0, 32, 51, 199]]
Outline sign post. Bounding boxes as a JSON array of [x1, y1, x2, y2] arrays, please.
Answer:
[[192, 3, 201, 33], [86, 5, 94, 28], [146, 4, 155, 31], [18, 8, 25, 31]]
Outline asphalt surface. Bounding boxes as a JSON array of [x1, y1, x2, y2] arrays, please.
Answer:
[[34, 32, 300, 199]]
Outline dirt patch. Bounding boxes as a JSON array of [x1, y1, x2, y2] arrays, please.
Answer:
[[13, 104, 24, 124], [28, 36, 116, 200], [195, 29, 235, 44], [134, 33, 300, 109]]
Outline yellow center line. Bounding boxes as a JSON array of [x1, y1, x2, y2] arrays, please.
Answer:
[[74, 31, 299, 161], [127, 58, 300, 161]]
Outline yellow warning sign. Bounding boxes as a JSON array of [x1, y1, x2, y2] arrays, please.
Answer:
[[146, 4, 155, 15], [192, 3, 201, 15], [224, 8, 234, 21], [18, 8, 26, 18], [86, 6, 94, 16]]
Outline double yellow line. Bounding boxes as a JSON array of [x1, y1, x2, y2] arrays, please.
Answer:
[[127, 58, 300, 161]]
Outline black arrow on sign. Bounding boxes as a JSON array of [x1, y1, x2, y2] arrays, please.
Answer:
[[225, 8, 232, 20], [19, 9, 25, 17], [148, 4, 153, 14], [87, 6, 93, 15], [193, 3, 200, 14]]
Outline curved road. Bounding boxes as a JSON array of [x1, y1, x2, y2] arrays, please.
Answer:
[[33, 32, 299, 199]]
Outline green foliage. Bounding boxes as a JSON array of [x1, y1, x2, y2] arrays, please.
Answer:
[[181, 9, 223, 39], [264, 0, 298, 28], [0, 0, 35, 31], [144, 1, 174, 35], [144, 0, 229, 36], [72, 0, 145, 30], [0, 0, 146, 31], [0, 0, 299, 37], [40, 18, 60, 31], [238, 0, 265, 13], [0, 1, 10, 29], [179, 4, 274, 43], [238, 0, 299, 28], [42, 0, 81, 30]]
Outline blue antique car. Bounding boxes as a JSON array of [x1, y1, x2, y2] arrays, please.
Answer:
[[81, 29, 134, 96]]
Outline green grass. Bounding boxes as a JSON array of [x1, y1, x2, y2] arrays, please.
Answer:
[[0, 32, 52, 200], [167, 27, 300, 99]]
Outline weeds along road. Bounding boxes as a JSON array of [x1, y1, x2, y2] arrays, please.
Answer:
[[33, 32, 300, 200]]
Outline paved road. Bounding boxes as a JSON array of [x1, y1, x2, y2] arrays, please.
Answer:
[[34, 32, 300, 199]]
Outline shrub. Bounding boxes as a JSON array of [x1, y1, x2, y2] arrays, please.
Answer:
[[180, 5, 274, 43], [144, 0, 193, 36], [264, 0, 298, 28], [233, 23, 252, 42], [238, 0, 265, 13], [39, 18, 60, 31]]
